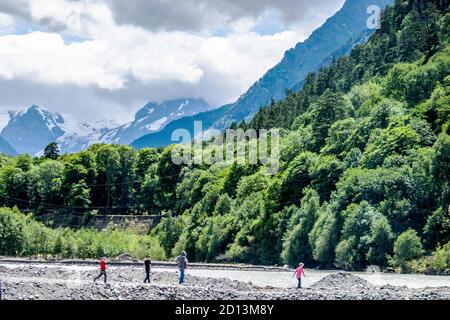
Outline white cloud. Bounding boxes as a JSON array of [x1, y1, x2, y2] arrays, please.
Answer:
[[0, 0, 345, 122], [0, 12, 13, 27], [0, 32, 127, 89], [0, 18, 301, 93], [0, 12, 14, 35]]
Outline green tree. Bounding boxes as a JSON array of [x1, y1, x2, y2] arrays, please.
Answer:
[[362, 125, 421, 168], [154, 214, 183, 258], [44, 142, 60, 160], [213, 194, 232, 216], [310, 155, 343, 201], [391, 229, 424, 273], [116, 145, 137, 209], [280, 152, 317, 205], [309, 207, 341, 265], [335, 202, 385, 270], [424, 207, 450, 248], [156, 146, 184, 210], [367, 217, 394, 267], [67, 181, 91, 210], [0, 207, 26, 256], [29, 160, 64, 209], [0, 165, 27, 208], [140, 164, 160, 213], [95, 146, 120, 211], [281, 189, 320, 266], [308, 91, 349, 151], [398, 10, 426, 62]]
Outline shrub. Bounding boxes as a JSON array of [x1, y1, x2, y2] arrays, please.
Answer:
[[0, 207, 166, 261], [391, 229, 424, 273], [0, 207, 26, 256]]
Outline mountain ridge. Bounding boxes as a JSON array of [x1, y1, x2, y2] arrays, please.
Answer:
[[132, 0, 394, 148], [1, 98, 213, 155]]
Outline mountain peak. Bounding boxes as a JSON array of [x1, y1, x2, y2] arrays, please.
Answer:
[[135, 98, 208, 121], [1, 105, 66, 155], [212, 0, 394, 128], [107, 98, 212, 145]]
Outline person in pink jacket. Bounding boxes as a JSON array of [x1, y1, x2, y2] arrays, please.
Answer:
[[294, 263, 306, 289]]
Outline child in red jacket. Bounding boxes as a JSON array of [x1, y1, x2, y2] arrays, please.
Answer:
[[94, 257, 107, 283], [294, 263, 306, 289]]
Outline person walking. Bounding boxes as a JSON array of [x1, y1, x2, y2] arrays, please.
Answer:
[[144, 258, 152, 283], [94, 257, 108, 283], [175, 251, 188, 284], [294, 263, 306, 289]]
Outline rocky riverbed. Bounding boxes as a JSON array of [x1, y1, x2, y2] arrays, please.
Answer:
[[0, 262, 449, 300]]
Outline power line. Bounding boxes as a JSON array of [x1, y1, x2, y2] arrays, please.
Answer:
[[2, 162, 334, 211], [3, 188, 334, 212], [3, 196, 157, 210]]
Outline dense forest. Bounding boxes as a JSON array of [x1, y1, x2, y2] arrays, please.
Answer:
[[0, 0, 449, 273]]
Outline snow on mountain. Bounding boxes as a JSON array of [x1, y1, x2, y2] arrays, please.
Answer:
[[0, 113, 10, 131], [57, 118, 121, 154], [102, 98, 212, 145], [1, 105, 65, 155], [1, 99, 212, 155]]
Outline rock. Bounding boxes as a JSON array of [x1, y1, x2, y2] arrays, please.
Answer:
[[113, 253, 133, 262], [366, 265, 381, 273]]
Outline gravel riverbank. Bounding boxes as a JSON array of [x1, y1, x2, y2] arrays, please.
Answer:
[[0, 262, 449, 300]]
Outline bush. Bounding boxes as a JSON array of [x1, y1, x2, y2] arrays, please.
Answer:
[[391, 229, 424, 273], [432, 242, 450, 272], [411, 241, 450, 274], [0, 207, 166, 261], [0, 207, 26, 256]]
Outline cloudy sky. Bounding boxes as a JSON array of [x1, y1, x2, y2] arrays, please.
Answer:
[[0, 0, 345, 124]]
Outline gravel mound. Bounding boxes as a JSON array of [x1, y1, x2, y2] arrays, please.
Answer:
[[311, 272, 373, 290]]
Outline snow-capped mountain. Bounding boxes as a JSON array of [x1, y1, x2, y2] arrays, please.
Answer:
[[57, 118, 121, 154], [1, 99, 212, 155], [1, 105, 65, 155], [103, 99, 212, 145]]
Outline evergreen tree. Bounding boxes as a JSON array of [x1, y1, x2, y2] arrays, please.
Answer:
[[44, 142, 60, 160]]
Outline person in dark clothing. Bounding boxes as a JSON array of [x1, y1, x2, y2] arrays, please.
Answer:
[[94, 257, 107, 283], [144, 258, 152, 283], [175, 251, 188, 284]]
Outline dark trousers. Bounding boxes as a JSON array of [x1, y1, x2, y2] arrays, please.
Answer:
[[297, 278, 302, 289], [94, 270, 107, 283], [144, 270, 151, 283]]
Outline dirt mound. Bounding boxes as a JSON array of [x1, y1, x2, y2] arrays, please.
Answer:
[[311, 272, 373, 289]]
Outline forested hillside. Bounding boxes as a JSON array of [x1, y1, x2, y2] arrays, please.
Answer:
[[0, 0, 449, 273], [131, 0, 394, 148]]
